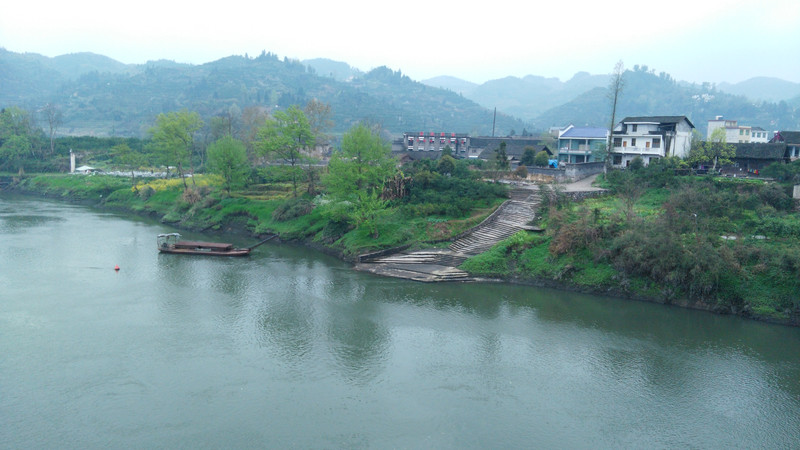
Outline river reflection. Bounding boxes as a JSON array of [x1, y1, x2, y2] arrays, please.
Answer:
[[2, 194, 799, 448]]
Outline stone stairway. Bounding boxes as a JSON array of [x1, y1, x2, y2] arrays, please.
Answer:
[[354, 188, 541, 282]]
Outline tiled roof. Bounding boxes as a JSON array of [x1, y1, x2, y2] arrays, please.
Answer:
[[559, 127, 608, 139], [774, 131, 800, 144], [733, 143, 788, 160]]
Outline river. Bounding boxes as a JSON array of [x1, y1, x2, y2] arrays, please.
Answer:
[[1, 194, 799, 448]]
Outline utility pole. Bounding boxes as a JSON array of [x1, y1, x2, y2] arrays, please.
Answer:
[[492, 107, 497, 137]]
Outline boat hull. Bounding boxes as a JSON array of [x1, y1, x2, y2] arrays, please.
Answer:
[[158, 247, 251, 256]]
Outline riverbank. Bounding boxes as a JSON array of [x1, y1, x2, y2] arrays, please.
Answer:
[[5, 172, 799, 327]]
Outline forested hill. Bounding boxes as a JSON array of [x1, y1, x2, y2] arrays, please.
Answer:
[[529, 68, 800, 134], [0, 49, 527, 138]]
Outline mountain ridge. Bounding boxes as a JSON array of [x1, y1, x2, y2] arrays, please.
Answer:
[[1, 49, 798, 138]]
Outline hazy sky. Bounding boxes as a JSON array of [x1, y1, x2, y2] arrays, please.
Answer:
[[2, 0, 799, 84]]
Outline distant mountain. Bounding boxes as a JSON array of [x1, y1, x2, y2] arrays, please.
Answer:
[[302, 58, 362, 82], [2, 49, 798, 139], [533, 68, 800, 134], [717, 77, 800, 103], [423, 71, 608, 121], [421, 76, 479, 96], [0, 50, 527, 137], [50, 52, 136, 79]]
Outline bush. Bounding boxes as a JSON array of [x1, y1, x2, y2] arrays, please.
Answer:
[[534, 151, 549, 167]]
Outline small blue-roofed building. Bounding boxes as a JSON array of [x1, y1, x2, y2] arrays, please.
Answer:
[[557, 125, 609, 163]]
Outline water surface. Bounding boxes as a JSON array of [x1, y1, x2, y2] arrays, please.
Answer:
[[1, 195, 799, 448]]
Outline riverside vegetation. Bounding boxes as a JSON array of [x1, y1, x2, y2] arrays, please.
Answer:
[[2, 105, 799, 325], [462, 157, 800, 324]]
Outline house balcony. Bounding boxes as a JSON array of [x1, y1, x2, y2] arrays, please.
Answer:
[[612, 146, 664, 156], [560, 145, 592, 152]]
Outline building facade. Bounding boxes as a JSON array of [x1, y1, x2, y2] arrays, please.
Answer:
[[611, 116, 694, 167], [401, 131, 470, 155], [556, 125, 608, 163], [707, 116, 769, 143]]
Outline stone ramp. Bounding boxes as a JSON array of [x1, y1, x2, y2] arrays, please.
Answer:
[[355, 188, 541, 282]]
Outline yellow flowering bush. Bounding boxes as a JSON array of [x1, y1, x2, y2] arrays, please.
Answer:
[[135, 175, 223, 192]]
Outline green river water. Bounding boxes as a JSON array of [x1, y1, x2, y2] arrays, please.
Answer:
[[1, 194, 799, 448]]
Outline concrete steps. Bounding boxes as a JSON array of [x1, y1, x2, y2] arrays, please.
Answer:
[[354, 187, 542, 282]]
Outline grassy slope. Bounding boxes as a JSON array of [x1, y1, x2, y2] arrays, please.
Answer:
[[13, 173, 503, 260], [461, 174, 800, 324]]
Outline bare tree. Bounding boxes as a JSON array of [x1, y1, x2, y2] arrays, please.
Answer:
[[606, 60, 625, 172], [41, 103, 62, 157]]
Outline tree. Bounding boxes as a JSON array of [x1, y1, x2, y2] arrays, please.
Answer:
[[0, 135, 31, 171], [150, 110, 203, 190], [520, 146, 536, 166], [437, 155, 456, 175], [113, 143, 146, 189], [606, 60, 625, 173], [534, 150, 550, 167], [41, 103, 62, 157], [256, 105, 314, 197], [304, 99, 333, 146], [592, 142, 608, 165], [442, 145, 453, 158], [324, 123, 395, 199], [687, 128, 735, 171], [207, 136, 250, 193], [495, 141, 509, 171]]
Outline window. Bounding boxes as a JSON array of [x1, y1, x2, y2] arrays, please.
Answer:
[[740, 129, 744, 135], [613, 137, 622, 147], [632, 124, 638, 132], [646, 141, 650, 148], [631, 138, 637, 146], [652, 138, 661, 148], [613, 155, 622, 165]]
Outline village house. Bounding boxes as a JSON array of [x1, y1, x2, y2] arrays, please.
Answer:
[[770, 131, 800, 161], [610, 116, 694, 167], [707, 116, 769, 143], [556, 125, 608, 164], [729, 142, 790, 174]]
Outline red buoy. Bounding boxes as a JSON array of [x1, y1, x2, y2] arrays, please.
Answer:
[[114, 265, 120, 271]]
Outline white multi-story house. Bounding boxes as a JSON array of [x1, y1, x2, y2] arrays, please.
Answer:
[[751, 127, 769, 143], [707, 116, 769, 143], [610, 116, 694, 167]]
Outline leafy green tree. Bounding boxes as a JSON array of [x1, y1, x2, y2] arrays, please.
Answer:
[[437, 155, 456, 174], [207, 136, 250, 193], [688, 128, 735, 171], [150, 110, 203, 190], [324, 123, 395, 199], [520, 146, 536, 166], [592, 142, 608, 165], [0, 107, 42, 171], [441, 145, 453, 158], [256, 105, 314, 197], [534, 150, 550, 167], [0, 135, 31, 171]]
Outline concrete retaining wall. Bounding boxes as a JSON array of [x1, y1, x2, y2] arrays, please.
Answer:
[[525, 162, 604, 183]]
